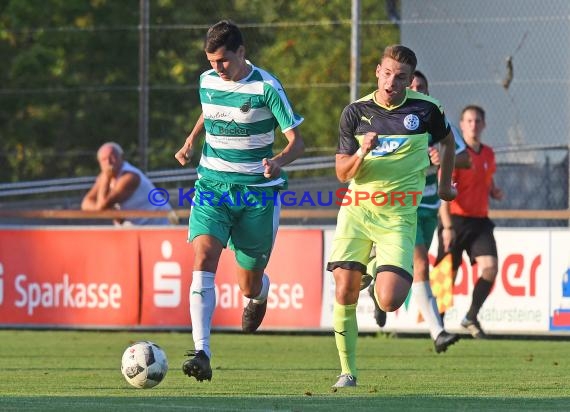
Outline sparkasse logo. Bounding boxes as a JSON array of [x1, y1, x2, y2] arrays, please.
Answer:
[[153, 240, 182, 308]]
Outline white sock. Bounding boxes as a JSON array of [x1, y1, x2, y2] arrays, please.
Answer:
[[190, 271, 216, 359], [412, 281, 444, 340], [252, 273, 270, 304]]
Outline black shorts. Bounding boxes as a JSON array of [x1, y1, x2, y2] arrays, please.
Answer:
[[436, 215, 497, 269]]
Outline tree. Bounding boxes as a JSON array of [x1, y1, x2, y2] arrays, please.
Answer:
[[0, 0, 399, 183]]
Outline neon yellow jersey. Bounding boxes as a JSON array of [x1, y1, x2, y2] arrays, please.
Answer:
[[337, 89, 449, 215]]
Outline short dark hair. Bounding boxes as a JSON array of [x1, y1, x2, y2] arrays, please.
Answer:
[[204, 20, 244, 53], [381, 45, 417, 72], [461, 105, 486, 121], [413, 70, 428, 89]]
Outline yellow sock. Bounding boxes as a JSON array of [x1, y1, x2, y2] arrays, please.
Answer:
[[333, 301, 358, 377]]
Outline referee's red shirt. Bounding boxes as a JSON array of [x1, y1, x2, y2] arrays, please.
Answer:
[[450, 144, 496, 218]]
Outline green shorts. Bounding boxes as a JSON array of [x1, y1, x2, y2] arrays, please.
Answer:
[[189, 178, 280, 270], [415, 207, 438, 248], [327, 204, 416, 278]]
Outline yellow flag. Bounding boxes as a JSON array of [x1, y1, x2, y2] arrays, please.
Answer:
[[429, 253, 455, 314], [418, 253, 455, 322]]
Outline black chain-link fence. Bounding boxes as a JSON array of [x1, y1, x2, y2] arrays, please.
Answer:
[[1, 0, 569, 227], [401, 0, 570, 226], [492, 146, 569, 227]]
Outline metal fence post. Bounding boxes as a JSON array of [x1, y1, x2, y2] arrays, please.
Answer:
[[350, 0, 360, 103], [138, 0, 150, 171]]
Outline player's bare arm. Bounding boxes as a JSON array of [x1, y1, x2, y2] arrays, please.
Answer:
[[439, 200, 455, 252], [454, 150, 472, 169], [430, 146, 471, 169], [175, 113, 205, 166], [263, 127, 304, 178], [335, 132, 378, 182], [437, 131, 457, 201], [428, 146, 440, 166]]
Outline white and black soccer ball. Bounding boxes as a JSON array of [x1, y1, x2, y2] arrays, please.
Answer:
[[121, 341, 168, 389]]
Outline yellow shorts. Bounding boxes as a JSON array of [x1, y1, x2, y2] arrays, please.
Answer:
[[327, 204, 417, 277]]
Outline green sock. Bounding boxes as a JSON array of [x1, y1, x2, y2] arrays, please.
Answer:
[[333, 301, 358, 377]]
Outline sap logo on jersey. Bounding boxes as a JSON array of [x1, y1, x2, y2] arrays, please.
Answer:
[[370, 137, 407, 157]]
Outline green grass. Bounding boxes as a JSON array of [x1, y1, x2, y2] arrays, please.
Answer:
[[0, 330, 569, 411]]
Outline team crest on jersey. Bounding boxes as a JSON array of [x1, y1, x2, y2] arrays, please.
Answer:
[[240, 99, 252, 113], [403, 114, 420, 131], [370, 137, 408, 156]]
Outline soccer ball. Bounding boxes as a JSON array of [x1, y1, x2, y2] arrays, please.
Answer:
[[121, 341, 168, 388]]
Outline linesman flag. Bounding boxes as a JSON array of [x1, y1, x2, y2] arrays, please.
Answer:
[[429, 253, 455, 314]]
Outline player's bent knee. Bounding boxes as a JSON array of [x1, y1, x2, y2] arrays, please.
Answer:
[[376, 273, 412, 311], [377, 285, 411, 311], [480, 266, 498, 282], [378, 296, 406, 312]]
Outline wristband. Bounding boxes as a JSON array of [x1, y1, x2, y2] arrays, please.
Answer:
[[443, 226, 453, 230], [355, 148, 366, 159]]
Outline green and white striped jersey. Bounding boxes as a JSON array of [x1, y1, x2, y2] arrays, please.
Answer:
[[197, 61, 304, 187]]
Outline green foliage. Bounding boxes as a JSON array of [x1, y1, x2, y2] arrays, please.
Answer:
[[0, 0, 399, 182], [1, 330, 569, 411]]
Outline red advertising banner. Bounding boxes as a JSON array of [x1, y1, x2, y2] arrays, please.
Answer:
[[139, 228, 324, 330], [0, 229, 140, 327], [138, 228, 192, 327]]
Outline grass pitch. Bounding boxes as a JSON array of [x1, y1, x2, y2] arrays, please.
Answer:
[[0, 330, 569, 411]]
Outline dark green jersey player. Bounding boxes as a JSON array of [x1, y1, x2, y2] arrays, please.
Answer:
[[326, 45, 456, 388], [175, 20, 305, 384], [409, 71, 470, 353]]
